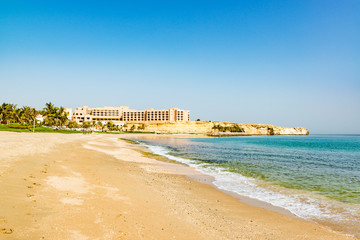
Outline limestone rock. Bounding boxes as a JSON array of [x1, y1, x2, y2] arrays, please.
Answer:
[[124, 121, 309, 135]]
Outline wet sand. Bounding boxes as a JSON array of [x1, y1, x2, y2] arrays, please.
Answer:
[[0, 132, 355, 239]]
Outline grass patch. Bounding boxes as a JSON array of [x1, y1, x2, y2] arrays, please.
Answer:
[[98, 131, 155, 134], [0, 124, 30, 132], [135, 149, 180, 164], [121, 131, 155, 134], [0, 124, 90, 134], [120, 137, 203, 168], [119, 138, 181, 164], [119, 138, 140, 144]]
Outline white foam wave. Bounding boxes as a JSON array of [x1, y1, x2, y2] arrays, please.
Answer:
[[142, 143, 359, 223]]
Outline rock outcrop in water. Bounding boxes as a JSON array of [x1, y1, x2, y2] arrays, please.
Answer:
[[124, 121, 309, 135]]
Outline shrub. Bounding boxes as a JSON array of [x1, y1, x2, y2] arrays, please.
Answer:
[[7, 124, 31, 130]]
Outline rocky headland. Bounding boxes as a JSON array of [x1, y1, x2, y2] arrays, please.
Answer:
[[124, 121, 309, 135]]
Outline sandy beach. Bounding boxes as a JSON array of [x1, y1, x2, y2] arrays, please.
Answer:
[[0, 132, 355, 240]]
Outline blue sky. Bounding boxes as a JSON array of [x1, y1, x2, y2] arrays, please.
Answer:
[[1, 0, 359, 133]]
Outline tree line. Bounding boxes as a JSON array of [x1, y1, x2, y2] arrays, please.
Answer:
[[0, 102, 123, 132], [0, 103, 38, 125], [0, 102, 68, 126]]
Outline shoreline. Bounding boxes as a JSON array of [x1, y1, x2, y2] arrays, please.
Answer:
[[122, 134, 359, 238], [120, 136, 298, 218], [0, 132, 355, 239]]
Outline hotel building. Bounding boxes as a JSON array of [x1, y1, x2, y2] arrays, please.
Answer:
[[71, 106, 190, 124]]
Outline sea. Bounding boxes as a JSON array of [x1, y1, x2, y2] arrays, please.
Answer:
[[133, 134, 360, 238]]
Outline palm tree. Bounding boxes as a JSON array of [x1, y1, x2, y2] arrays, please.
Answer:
[[0, 103, 36, 125], [66, 120, 79, 129], [122, 124, 127, 132], [43, 102, 55, 114], [0, 103, 4, 123], [82, 122, 91, 132], [130, 125, 136, 132], [23, 106, 37, 132], [11, 106, 22, 124], [2, 103, 13, 123], [106, 121, 116, 131], [0, 103, 11, 123], [1, 103, 19, 124], [43, 102, 57, 126], [21, 106, 37, 125], [42, 102, 69, 128], [96, 121, 104, 132], [56, 107, 68, 129], [20, 106, 29, 124]]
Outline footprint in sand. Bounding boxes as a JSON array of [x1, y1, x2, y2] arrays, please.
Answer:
[[1, 228, 13, 234], [26, 194, 34, 198]]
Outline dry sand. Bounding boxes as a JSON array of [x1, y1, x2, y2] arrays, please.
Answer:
[[0, 132, 355, 239]]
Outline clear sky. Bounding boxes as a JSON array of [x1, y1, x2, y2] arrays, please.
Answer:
[[1, 0, 359, 133]]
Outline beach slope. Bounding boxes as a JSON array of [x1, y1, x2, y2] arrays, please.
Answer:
[[0, 132, 353, 239]]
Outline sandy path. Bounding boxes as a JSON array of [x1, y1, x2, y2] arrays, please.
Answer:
[[0, 132, 355, 239]]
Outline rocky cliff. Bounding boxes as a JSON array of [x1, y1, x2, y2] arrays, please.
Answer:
[[124, 121, 309, 135]]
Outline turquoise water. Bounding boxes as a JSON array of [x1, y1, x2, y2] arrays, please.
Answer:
[[135, 135, 360, 237]]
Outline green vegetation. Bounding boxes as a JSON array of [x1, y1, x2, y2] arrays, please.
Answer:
[[119, 138, 181, 164], [136, 150, 180, 164], [42, 102, 68, 127], [0, 123, 90, 134], [120, 131, 154, 134], [119, 138, 140, 144], [0, 102, 91, 133], [0, 123, 31, 132], [0, 102, 71, 133], [0, 102, 139, 134], [33, 127, 90, 134], [97, 131, 154, 135], [137, 123, 145, 130], [0, 103, 38, 132], [212, 124, 244, 132], [0, 102, 158, 134], [67, 121, 79, 129]]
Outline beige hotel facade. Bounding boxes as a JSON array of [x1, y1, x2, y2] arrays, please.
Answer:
[[71, 106, 190, 125]]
